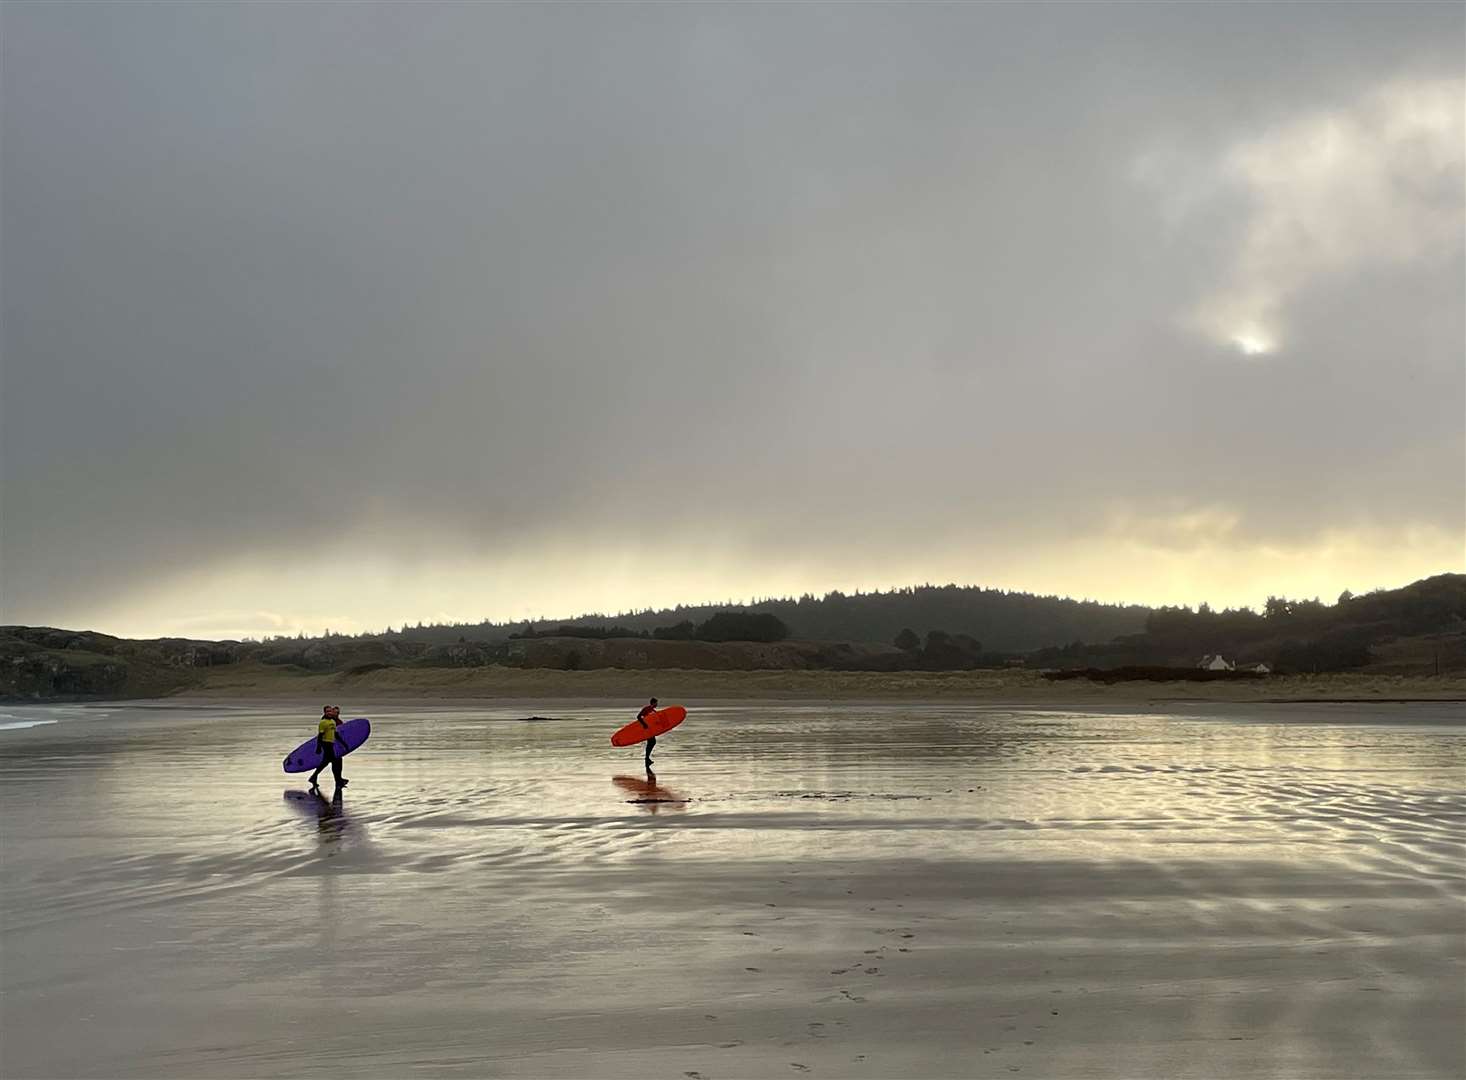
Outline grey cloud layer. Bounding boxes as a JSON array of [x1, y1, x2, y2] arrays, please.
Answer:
[[3, 3, 1461, 624]]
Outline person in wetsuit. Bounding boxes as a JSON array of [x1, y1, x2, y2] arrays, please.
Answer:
[[308, 705, 349, 790], [636, 697, 659, 768]]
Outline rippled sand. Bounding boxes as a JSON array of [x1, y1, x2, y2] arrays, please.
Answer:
[[1, 702, 1462, 1078]]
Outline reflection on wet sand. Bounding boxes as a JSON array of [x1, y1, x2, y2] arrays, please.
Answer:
[[283, 787, 350, 843], [0, 702, 1461, 1078], [613, 770, 690, 812]]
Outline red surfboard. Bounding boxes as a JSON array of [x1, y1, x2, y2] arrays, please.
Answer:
[[611, 705, 687, 747]]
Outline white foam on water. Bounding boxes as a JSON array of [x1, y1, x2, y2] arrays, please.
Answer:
[[0, 720, 59, 731]]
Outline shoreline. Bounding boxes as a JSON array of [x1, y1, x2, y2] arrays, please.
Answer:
[[141, 663, 1466, 707]]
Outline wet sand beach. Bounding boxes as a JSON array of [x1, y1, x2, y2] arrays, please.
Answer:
[[1, 701, 1462, 1078]]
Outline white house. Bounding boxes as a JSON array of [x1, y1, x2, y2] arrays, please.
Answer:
[[1198, 654, 1234, 671]]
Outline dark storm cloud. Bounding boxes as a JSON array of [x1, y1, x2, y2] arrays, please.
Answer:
[[2, 2, 1461, 630]]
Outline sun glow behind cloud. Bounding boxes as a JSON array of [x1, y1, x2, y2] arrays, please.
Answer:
[[1230, 328, 1276, 357], [1137, 77, 1465, 357]]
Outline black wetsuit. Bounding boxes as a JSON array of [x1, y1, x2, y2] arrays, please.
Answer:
[[638, 704, 657, 765], [309, 740, 343, 787]]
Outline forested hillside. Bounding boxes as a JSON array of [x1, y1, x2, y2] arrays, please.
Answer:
[[366, 585, 1151, 653], [5, 576, 1461, 699], [1032, 573, 1466, 673]]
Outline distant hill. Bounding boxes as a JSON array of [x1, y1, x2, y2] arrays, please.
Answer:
[[0, 627, 238, 700], [368, 584, 1153, 654], [2, 581, 1147, 700], [4, 574, 1461, 700], [1031, 573, 1466, 674]]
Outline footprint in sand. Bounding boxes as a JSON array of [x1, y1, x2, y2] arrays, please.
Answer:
[[840, 989, 868, 1003], [807, 1022, 826, 1038], [830, 968, 849, 975], [684, 1072, 705, 1079], [790, 1065, 810, 1073], [864, 967, 880, 975], [745, 967, 762, 973]]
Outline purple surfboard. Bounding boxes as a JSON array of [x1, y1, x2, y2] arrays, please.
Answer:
[[282, 718, 371, 773]]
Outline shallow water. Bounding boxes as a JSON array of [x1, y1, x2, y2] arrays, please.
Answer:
[[1, 701, 1462, 1077]]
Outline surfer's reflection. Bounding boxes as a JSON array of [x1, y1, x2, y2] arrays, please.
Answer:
[[283, 787, 349, 844], [612, 770, 689, 814]]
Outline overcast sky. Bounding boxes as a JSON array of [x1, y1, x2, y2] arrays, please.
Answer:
[[2, 2, 1462, 639]]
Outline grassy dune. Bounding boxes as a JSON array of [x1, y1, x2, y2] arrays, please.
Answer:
[[183, 660, 1466, 704]]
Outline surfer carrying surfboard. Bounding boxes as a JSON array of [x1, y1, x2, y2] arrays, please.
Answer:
[[610, 702, 687, 763], [636, 698, 659, 767], [308, 705, 349, 791]]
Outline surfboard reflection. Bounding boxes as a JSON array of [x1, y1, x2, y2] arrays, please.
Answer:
[[283, 788, 350, 843], [612, 771, 689, 814]]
